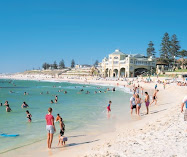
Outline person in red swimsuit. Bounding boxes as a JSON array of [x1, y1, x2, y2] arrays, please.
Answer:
[[107, 101, 112, 113]]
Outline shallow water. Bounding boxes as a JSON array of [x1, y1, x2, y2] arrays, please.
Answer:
[[0, 79, 131, 153]]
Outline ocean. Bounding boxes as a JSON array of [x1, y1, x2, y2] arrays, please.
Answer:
[[0, 79, 132, 154]]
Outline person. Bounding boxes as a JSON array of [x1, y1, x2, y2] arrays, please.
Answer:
[[21, 102, 29, 108], [55, 96, 58, 103], [51, 100, 54, 104], [107, 101, 112, 113], [141, 86, 144, 95], [113, 87, 115, 92], [64, 91, 67, 94], [0, 103, 2, 106], [4, 101, 9, 106], [136, 94, 142, 116], [145, 92, 150, 114], [45, 107, 56, 149], [150, 90, 159, 105], [155, 84, 157, 90], [56, 114, 62, 122], [130, 94, 136, 115], [181, 95, 187, 121], [6, 105, 12, 112], [24, 92, 27, 95], [26, 110, 32, 122]]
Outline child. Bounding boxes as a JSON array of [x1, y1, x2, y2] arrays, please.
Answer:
[[107, 101, 112, 113], [26, 110, 32, 122], [58, 118, 67, 146]]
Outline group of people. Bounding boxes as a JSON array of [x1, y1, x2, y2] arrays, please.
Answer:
[[45, 108, 67, 149], [130, 84, 159, 116]]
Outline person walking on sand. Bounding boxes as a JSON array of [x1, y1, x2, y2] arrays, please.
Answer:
[[155, 84, 157, 90], [45, 107, 56, 149], [181, 95, 187, 121], [150, 90, 159, 105], [136, 94, 142, 116], [145, 92, 150, 114], [130, 94, 137, 115]]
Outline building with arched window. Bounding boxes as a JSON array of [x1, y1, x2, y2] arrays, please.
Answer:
[[100, 49, 156, 77]]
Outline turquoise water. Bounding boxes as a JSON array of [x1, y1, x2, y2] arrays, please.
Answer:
[[0, 79, 131, 153]]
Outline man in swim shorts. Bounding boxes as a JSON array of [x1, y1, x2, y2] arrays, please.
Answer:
[[130, 94, 136, 115]]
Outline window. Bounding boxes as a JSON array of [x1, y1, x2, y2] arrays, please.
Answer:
[[113, 61, 118, 64], [130, 59, 133, 63], [114, 56, 118, 59]]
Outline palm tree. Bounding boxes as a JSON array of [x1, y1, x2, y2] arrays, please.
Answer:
[[178, 50, 187, 69]]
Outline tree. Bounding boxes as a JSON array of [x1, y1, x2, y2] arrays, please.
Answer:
[[42, 62, 49, 70], [53, 61, 58, 69], [146, 41, 156, 57], [94, 60, 99, 67], [59, 59, 65, 69], [71, 59, 75, 68], [178, 49, 187, 69], [160, 32, 170, 59], [170, 34, 180, 59]]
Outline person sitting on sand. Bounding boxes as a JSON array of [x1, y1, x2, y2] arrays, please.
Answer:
[[21, 102, 29, 108], [181, 95, 187, 121], [130, 94, 136, 115], [107, 101, 112, 113], [136, 94, 142, 116], [6, 105, 12, 112], [150, 90, 159, 106], [56, 114, 62, 122], [145, 92, 150, 114], [26, 110, 32, 122]]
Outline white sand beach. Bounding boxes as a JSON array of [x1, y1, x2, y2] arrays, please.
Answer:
[[0, 74, 187, 157]]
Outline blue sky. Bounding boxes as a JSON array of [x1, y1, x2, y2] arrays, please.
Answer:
[[0, 0, 187, 73]]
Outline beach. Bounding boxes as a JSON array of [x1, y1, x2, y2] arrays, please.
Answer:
[[0, 74, 187, 157]]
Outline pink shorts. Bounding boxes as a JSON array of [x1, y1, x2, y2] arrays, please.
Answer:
[[146, 102, 149, 107]]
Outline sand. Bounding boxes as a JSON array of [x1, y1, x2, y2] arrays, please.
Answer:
[[0, 74, 187, 157]]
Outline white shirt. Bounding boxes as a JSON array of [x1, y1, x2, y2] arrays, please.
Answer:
[[130, 96, 136, 106]]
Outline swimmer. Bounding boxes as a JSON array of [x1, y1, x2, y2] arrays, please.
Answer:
[[94, 91, 97, 94], [0, 103, 2, 106], [40, 92, 43, 95], [26, 110, 32, 122], [6, 105, 12, 112], [51, 100, 54, 104], [21, 102, 29, 108], [4, 101, 9, 106], [64, 91, 67, 94], [55, 96, 58, 103], [24, 92, 26, 95]]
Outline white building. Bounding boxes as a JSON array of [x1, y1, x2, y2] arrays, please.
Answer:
[[101, 49, 156, 77]]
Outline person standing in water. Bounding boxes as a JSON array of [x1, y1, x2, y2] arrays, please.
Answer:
[[45, 107, 56, 149], [6, 105, 12, 112], [26, 110, 32, 122], [55, 96, 58, 103], [145, 92, 150, 114], [107, 101, 112, 113]]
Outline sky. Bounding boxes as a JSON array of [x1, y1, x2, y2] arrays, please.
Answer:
[[0, 0, 187, 73]]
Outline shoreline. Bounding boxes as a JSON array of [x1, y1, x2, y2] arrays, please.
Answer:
[[0, 74, 186, 157]]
